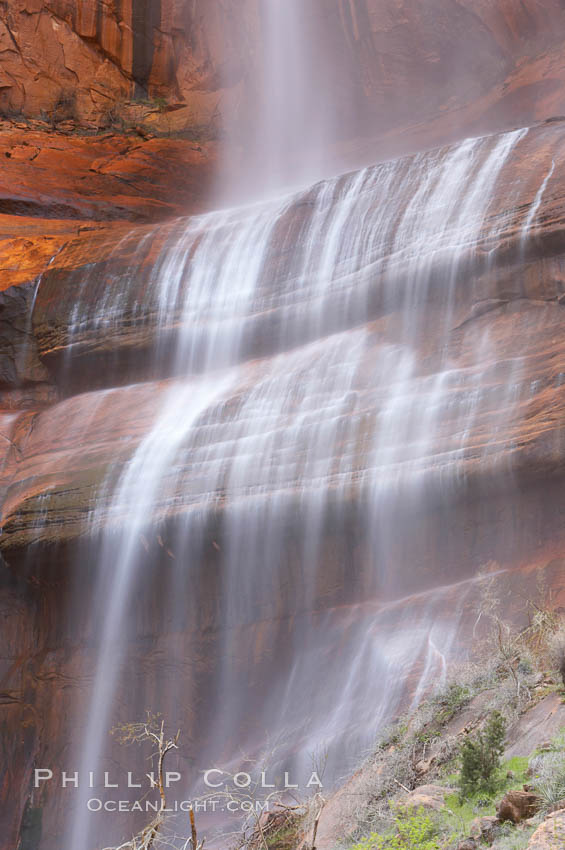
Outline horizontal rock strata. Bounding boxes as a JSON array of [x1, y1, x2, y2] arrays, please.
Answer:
[[1, 121, 565, 555]]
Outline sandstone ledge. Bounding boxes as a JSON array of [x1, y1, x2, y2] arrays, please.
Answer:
[[0, 125, 217, 224]]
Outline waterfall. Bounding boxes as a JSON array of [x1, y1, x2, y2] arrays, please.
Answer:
[[56, 125, 542, 849], [220, 0, 344, 199]]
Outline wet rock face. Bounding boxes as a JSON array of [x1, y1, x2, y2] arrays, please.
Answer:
[[208, 0, 565, 178], [0, 121, 565, 850], [1, 541, 562, 850], [2, 120, 565, 554], [0, 282, 50, 391]]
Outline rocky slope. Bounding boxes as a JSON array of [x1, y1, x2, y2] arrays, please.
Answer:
[[311, 664, 565, 850]]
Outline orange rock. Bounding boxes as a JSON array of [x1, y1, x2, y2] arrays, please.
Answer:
[[0, 124, 216, 222], [497, 790, 541, 823]]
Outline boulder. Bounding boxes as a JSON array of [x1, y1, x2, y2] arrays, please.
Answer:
[[457, 840, 478, 850], [470, 815, 501, 844], [400, 785, 454, 812], [497, 790, 542, 823], [527, 811, 565, 849]]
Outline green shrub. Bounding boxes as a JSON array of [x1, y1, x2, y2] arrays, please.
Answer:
[[434, 683, 471, 723], [348, 809, 441, 850], [458, 711, 507, 801], [153, 95, 168, 112], [516, 657, 533, 676]]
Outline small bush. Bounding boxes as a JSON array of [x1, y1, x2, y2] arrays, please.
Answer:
[[458, 711, 507, 801], [516, 656, 533, 676], [52, 89, 77, 127], [435, 683, 471, 722]]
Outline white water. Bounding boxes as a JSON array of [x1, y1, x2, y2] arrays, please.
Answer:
[[55, 124, 548, 849], [523, 159, 555, 237]]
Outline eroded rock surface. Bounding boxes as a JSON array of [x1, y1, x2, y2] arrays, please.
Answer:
[[0, 0, 236, 133], [505, 694, 565, 760]]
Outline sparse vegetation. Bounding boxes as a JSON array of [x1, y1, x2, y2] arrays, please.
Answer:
[[338, 579, 565, 850], [489, 824, 535, 849], [51, 89, 77, 128], [99, 587, 565, 850], [443, 755, 529, 837], [348, 809, 441, 850], [152, 96, 168, 113], [103, 713, 199, 850]]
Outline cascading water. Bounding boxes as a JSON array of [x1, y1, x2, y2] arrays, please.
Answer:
[[53, 123, 548, 849]]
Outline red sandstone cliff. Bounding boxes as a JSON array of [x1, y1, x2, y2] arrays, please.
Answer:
[[2, 0, 565, 152], [0, 0, 233, 134]]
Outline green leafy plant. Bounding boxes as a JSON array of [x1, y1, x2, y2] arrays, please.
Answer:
[[458, 711, 507, 801], [348, 809, 441, 850], [153, 95, 168, 112]]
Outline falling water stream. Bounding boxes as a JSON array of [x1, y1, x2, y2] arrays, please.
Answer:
[[51, 120, 552, 849]]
